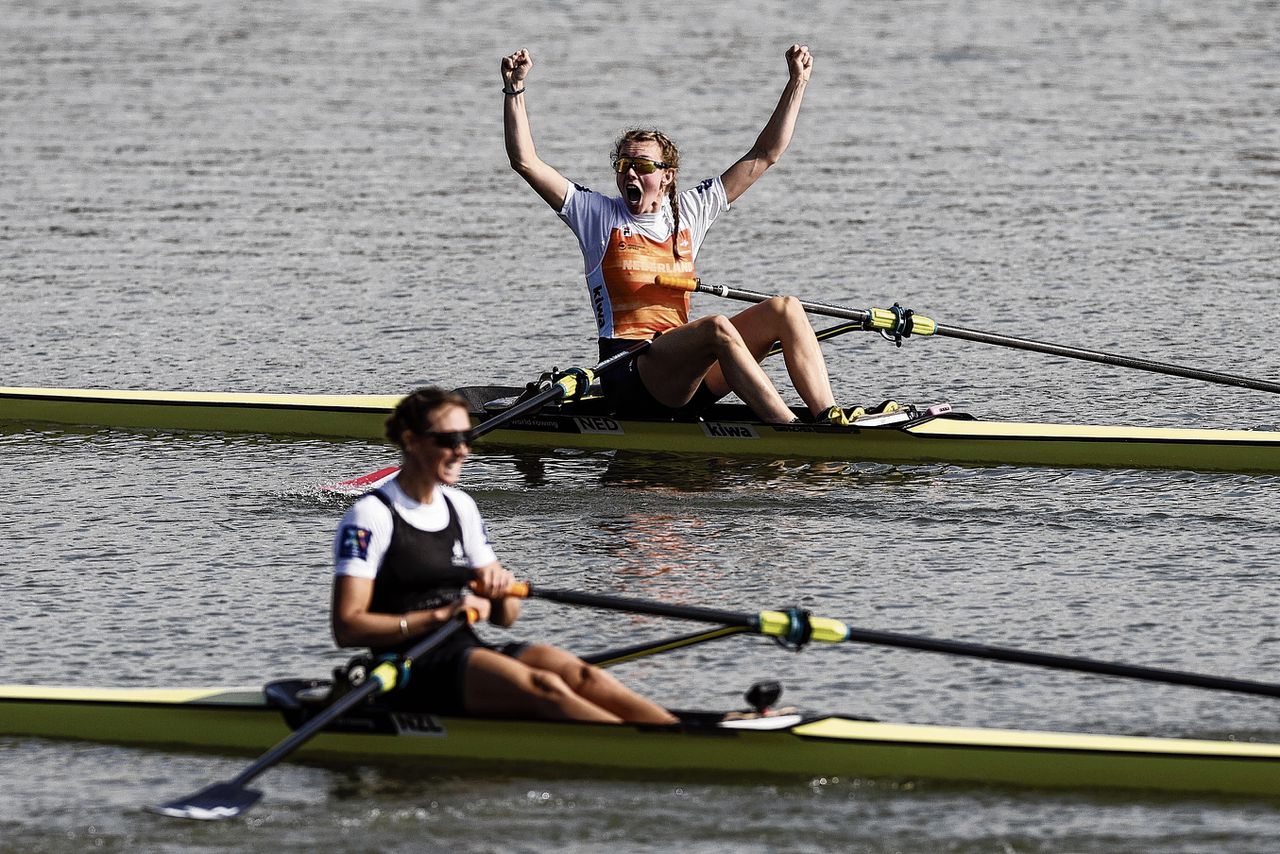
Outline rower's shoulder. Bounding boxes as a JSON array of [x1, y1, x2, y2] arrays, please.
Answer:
[[345, 487, 395, 521], [438, 484, 482, 514], [562, 181, 624, 210]]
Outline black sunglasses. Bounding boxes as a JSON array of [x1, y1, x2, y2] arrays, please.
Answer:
[[420, 430, 472, 450]]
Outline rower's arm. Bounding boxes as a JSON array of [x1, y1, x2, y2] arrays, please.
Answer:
[[502, 49, 569, 211], [331, 575, 491, 648], [720, 44, 812, 204]]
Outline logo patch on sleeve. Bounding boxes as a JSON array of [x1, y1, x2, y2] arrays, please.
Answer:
[[338, 526, 372, 560]]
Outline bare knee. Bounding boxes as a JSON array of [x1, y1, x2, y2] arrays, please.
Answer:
[[568, 662, 607, 691], [527, 669, 575, 701], [703, 314, 744, 352], [766, 295, 808, 326]]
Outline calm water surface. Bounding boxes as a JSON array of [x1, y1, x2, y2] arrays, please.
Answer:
[[2, 1, 1280, 852]]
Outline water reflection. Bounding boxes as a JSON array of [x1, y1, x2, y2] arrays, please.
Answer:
[[481, 445, 957, 496]]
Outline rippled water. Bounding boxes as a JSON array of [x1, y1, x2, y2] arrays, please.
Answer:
[[3, 1, 1280, 851]]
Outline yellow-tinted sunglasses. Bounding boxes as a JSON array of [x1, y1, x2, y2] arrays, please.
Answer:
[[612, 156, 669, 175]]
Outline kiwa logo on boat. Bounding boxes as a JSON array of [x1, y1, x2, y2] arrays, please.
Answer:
[[701, 422, 759, 439]]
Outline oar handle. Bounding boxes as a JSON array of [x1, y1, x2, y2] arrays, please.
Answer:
[[654, 274, 699, 291]]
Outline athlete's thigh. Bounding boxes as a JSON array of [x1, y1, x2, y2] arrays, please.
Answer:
[[726, 299, 790, 360], [462, 647, 547, 713], [700, 304, 784, 396], [513, 643, 590, 685], [638, 320, 720, 406]]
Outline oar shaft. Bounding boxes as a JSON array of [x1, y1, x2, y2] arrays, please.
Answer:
[[656, 275, 1280, 395], [508, 580, 1280, 701], [658, 276, 872, 324], [582, 626, 750, 667], [847, 627, 1280, 699], [935, 324, 1280, 395], [229, 612, 473, 789], [766, 322, 864, 358], [470, 340, 651, 441], [516, 584, 759, 629]]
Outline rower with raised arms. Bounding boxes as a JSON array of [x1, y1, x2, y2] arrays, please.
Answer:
[[331, 387, 676, 724], [501, 44, 871, 426]]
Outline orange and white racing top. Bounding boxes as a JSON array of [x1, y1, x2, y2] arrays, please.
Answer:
[[557, 177, 730, 339]]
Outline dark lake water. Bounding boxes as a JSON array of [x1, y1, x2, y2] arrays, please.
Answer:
[[2, 1, 1279, 851]]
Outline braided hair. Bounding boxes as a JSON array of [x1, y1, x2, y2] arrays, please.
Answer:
[[613, 128, 683, 260], [385, 387, 469, 448]]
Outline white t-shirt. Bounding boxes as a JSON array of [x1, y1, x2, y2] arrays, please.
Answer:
[[332, 479, 497, 580], [557, 176, 730, 339]]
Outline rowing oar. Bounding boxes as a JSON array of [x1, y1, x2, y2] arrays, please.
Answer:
[[583, 625, 750, 667], [655, 275, 1280, 395], [149, 610, 478, 821], [765, 321, 863, 358], [467, 340, 651, 443], [508, 582, 1280, 700], [328, 340, 651, 492]]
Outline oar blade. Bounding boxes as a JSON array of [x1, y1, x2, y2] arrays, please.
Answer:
[[321, 464, 400, 495], [147, 782, 262, 821]]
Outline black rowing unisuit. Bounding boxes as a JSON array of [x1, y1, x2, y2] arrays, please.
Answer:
[[361, 488, 528, 715], [367, 490, 470, 651]]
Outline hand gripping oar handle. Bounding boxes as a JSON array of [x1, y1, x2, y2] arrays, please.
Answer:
[[150, 609, 480, 821], [655, 275, 1280, 395], [508, 581, 1280, 700]]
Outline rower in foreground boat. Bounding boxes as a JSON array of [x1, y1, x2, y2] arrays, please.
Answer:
[[118, 581, 1280, 817], [330, 387, 674, 725]]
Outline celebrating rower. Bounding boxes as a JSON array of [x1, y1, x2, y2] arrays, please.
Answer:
[[331, 387, 677, 724], [501, 45, 866, 426]]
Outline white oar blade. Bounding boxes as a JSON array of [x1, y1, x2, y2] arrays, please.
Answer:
[[147, 782, 261, 821]]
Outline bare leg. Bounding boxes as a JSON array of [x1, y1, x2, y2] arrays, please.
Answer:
[[702, 296, 836, 418], [463, 648, 622, 722], [515, 644, 678, 725], [636, 315, 796, 423]]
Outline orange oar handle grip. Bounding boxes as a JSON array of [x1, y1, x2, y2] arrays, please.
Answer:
[[469, 580, 532, 599], [462, 607, 481, 624], [654, 275, 699, 291]]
